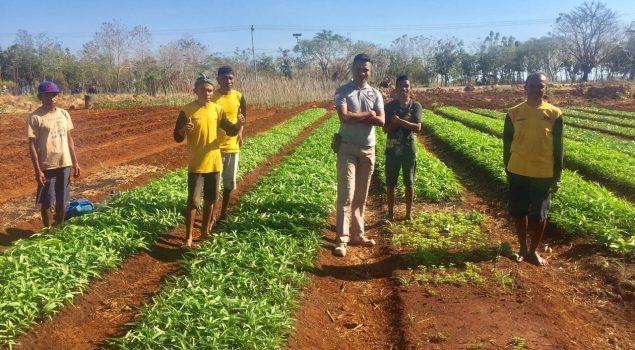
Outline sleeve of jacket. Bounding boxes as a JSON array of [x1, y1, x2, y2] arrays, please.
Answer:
[[239, 95, 247, 119], [503, 114, 514, 170], [552, 116, 564, 182], [173, 111, 188, 142]]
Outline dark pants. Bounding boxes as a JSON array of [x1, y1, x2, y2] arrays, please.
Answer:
[[385, 152, 416, 187], [507, 172, 552, 222], [187, 172, 220, 208], [36, 167, 71, 208]]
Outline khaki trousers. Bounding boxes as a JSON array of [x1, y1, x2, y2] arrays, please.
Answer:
[[336, 143, 375, 243]]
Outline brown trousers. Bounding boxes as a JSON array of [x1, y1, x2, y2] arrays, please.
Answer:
[[336, 143, 375, 243]]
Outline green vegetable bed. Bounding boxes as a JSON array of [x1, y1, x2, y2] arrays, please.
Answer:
[[0, 108, 326, 347], [424, 109, 635, 253], [114, 116, 339, 349]]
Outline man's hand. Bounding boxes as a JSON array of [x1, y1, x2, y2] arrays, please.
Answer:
[[236, 113, 246, 128], [550, 181, 561, 193], [181, 119, 194, 135], [36, 170, 46, 186], [73, 163, 81, 178]]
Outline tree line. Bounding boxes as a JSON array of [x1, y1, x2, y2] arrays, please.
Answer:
[[0, 1, 633, 95]]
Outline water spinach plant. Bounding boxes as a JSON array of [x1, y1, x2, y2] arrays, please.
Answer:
[[0, 108, 326, 347]]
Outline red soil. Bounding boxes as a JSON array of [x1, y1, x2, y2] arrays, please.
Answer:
[[9, 102, 333, 349], [3, 89, 634, 350]]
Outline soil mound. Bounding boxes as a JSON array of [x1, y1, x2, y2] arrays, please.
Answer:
[[576, 83, 632, 99]]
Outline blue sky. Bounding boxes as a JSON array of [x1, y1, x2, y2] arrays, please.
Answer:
[[1, 0, 633, 55]]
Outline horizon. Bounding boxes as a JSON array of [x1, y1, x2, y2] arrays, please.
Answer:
[[1, 0, 634, 56]]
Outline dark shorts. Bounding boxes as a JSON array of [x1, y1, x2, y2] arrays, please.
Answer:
[[507, 172, 552, 222], [385, 152, 416, 187], [187, 172, 219, 208], [36, 167, 71, 208]]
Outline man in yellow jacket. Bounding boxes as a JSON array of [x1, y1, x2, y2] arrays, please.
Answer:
[[503, 72, 563, 266], [173, 74, 243, 248]]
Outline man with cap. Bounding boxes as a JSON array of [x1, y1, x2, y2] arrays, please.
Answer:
[[27, 81, 81, 227], [173, 74, 244, 248], [212, 65, 247, 223]]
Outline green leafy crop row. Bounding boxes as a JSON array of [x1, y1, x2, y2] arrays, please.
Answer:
[[390, 211, 504, 289], [374, 129, 462, 202], [470, 108, 635, 157], [424, 109, 635, 253], [439, 106, 635, 198], [562, 108, 635, 127], [562, 113, 635, 139], [572, 106, 635, 119], [114, 117, 339, 349], [0, 108, 326, 347]]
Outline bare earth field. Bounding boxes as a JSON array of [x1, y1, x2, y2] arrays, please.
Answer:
[[0, 89, 633, 349]]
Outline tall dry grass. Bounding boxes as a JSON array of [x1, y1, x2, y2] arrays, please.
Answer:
[[0, 76, 338, 113], [0, 94, 85, 114], [235, 76, 337, 109]]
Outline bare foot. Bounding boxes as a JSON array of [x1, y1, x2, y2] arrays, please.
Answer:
[[512, 248, 527, 263], [525, 251, 549, 266], [511, 253, 524, 262], [183, 237, 193, 248]]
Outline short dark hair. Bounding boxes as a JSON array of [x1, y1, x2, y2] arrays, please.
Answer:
[[352, 53, 372, 66], [396, 75, 409, 85], [217, 66, 234, 76], [525, 72, 547, 86]]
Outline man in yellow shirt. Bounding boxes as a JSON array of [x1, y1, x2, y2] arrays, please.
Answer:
[[173, 74, 243, 248], [503, 72, 564, 266], [212, 66, 247, 222]]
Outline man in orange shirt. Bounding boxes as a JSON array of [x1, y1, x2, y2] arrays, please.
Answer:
[[173, 74, 243, 247], [503, 72, 563, 266]]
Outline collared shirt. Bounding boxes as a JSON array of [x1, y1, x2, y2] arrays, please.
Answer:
[[334, 81, 384, 146]]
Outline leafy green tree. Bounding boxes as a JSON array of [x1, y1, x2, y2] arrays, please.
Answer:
[[277, 49, 293, 79], [433, 37, 463, 86], [518, 37, 561, 81], [626, 22, 635, 80], [458, 50, 477, 85], [256, 54, 276, 75], [92, 21, 130, 92], [294, 30, 351, 81], [7, 30, 41, 92], [603, 46, 631, 79]]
